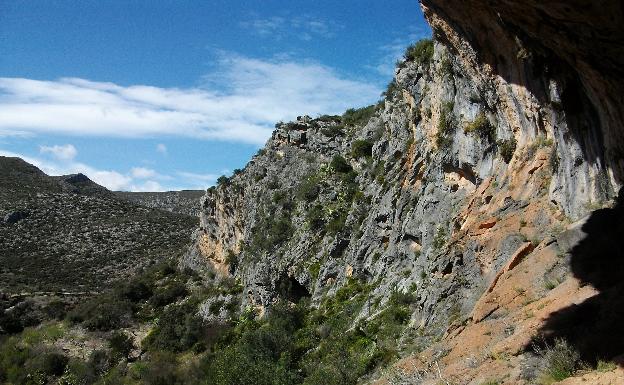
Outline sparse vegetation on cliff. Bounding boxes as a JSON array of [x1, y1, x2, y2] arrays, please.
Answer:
[[404, 39, 434, 65], [498, 137, 517, 163], [436, 101, 455, 148]]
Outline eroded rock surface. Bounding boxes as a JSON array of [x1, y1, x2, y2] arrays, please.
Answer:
[[185, 1, 623, 383]]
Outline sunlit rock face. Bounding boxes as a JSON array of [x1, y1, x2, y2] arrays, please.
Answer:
[[185, 1, 624, 382]]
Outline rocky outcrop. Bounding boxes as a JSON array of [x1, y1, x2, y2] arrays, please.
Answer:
[[185, 1, 623, 383]]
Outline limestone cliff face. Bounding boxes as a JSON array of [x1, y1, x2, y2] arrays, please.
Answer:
[[421, 0, 624, 220], [185, 1, 623, 383]]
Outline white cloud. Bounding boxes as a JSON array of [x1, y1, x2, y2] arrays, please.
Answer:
[[130, 167, 157, 179], [156, 143, 167, 154], [177, 171, 219, 183], [39, 143, 77, 160], [0, 54, 380, 146], [240, 15, 339, 40], [130, 180, 164, 192]]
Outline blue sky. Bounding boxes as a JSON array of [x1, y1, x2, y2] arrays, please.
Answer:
[[0, 0, 430, 191]]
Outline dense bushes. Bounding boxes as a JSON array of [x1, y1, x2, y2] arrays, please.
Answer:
[[202, 303, 306, 385], [68, 295, 134, 331], [3, 275, 414, 385], [0, 342, 69, 384], [197, 284, 410, 385], [247, 213, 294, 255], [67, 260, 193, 331], [142, 303, 205, 352]]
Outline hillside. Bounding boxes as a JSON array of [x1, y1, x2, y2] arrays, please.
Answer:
[[0, 156, 197, 294], [115, 190, 204, 217]]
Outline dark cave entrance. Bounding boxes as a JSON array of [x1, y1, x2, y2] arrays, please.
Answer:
[[276, 274, 310, 303]]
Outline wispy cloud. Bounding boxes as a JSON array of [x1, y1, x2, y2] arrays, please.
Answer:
[[177, 171, 219, 183], [156, 143, 167, 155], [240, 15, 340, 41], [0, 53, 379, 146], [369, 26, 432, 77], [39, 143, 77, 160]]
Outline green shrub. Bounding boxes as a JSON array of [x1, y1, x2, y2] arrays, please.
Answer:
[[432, 227, 448, 250], [498, 137, 517, 163], [372, 161, 386, 184], [141, 351, 180, 385], [216, 175, 229, 187], [342, 105, 376, 127], [28, 350, 69, 377], [109, 332, 134, 359], [316, 114, 342, 123], [550, 147, 559, 172], [326, 210, 348, 236], [596, 360, 617, 372], [149, 280, 188, 307], [118, 279, 153, 302], [438, 55, 453, 77], [404, 39, 434, 65], [209, 300, 225, 315], [330, 155, 352, 173], [43, 300, 68, 320], [464, 112, 496, 142], [272, 190, 294, 211], [296, 175, 321, 202], [321, 125, 345, 138], [536, 338, 579, 384], [225, 250, 239, 273], [266, 176, 280, 190], [143, 303, 204, 353], [436, 101, 455, 149], [306, 205, 325, 231], [68, 296, 133, 331], [248, 214, 293, 254], [351, 140, 373, 159]]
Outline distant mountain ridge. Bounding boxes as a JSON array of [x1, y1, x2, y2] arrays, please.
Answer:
[[0, 156, 197, 294]]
